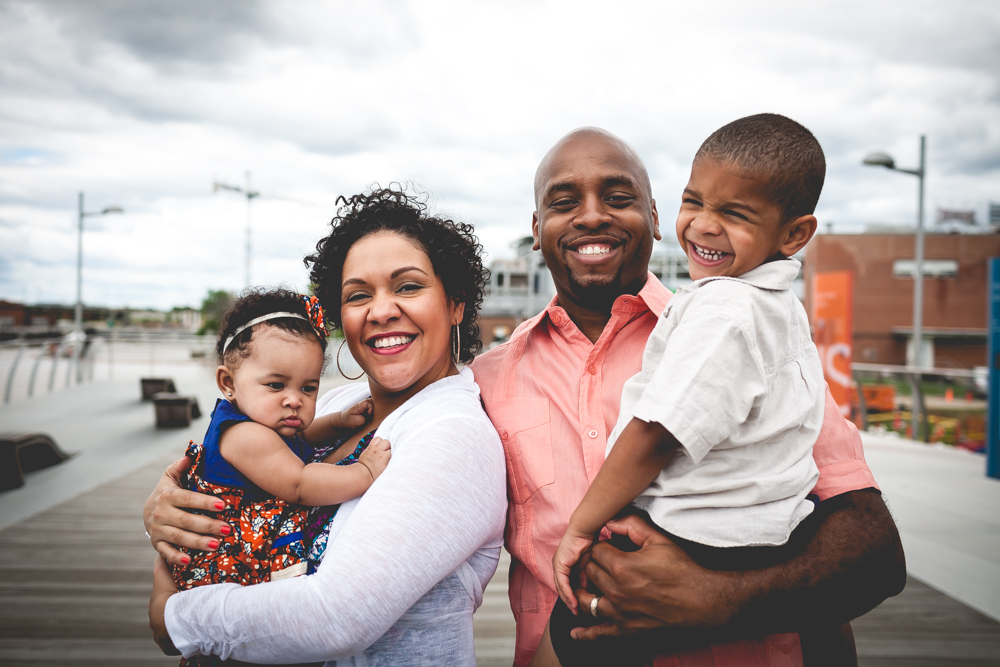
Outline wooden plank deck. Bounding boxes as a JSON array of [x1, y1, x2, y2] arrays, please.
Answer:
[[0, 454, 998, 666]]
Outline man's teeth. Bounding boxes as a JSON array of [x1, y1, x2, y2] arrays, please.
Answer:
[[373, 336, 414, 349], [693, 244, 726, 262], [577, 245, 611, 255]]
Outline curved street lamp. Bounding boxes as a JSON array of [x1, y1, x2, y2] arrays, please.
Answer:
[[863, 135, 927, 437], [75, 193, 123, 383]]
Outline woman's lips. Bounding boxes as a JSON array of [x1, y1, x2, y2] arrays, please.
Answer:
[[367, 333, 417, 355]]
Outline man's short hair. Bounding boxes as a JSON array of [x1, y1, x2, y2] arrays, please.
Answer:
[[694, 113, 826, 222]]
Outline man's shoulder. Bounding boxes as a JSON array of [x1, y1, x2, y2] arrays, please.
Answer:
[[469, 340, 513, 389]]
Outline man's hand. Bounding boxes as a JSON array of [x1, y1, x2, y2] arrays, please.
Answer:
[[149, 556, 180, 656], [579, 514, 737, 638], [578, 490, 905, 642], [143, 457, 230, 566]]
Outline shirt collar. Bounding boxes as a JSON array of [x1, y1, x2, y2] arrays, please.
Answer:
[[511, 271, 672, 340], [687, 257, 801, 293]]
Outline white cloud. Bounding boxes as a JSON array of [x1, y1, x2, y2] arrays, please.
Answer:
[[1, 0, 998, 309]]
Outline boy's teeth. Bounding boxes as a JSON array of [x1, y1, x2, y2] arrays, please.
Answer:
[[694, 244, 726, 261], [578, 244, 611, 255], [374, 335, 414, 349]]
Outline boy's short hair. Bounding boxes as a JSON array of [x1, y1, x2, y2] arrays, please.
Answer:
[[695, 113, 826, 222]]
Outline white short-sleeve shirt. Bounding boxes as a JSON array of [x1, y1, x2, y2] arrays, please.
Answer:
[[608, 258, 823, 548]]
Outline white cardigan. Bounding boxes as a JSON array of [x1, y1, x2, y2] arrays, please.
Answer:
[[164, 368, 507, 666]]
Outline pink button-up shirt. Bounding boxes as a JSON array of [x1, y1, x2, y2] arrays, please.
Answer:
[[470, 274, 878, 667]]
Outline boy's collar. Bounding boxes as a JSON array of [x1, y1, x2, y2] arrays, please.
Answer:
[[686, 257, 801, 292]]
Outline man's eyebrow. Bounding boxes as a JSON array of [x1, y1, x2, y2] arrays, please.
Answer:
[[543, 182, 576, 201], [603, 175, 638, 189]]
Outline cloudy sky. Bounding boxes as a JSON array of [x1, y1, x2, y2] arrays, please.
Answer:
[[1, 0, 998, 310]]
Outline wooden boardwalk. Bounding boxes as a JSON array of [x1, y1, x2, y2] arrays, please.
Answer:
[[0, 454, 998, 666]]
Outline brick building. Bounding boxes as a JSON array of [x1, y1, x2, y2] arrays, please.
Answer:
[[804, 232, 1000, 370]]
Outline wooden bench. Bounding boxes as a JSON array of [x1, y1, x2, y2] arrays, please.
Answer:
[[141, 378, 176, 401], [152, 392, 202, 428], [0, 433, 72, 492]]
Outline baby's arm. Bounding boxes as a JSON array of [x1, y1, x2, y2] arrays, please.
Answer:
[[553, 417, 680, 613], [303, 398, 373, 445], [220, 421, 390, 506]]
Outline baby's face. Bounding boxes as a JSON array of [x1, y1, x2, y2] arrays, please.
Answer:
[[675, 159, 788, 281], [229, 327, 325, 437]]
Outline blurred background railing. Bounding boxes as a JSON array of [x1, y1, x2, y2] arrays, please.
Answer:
[[0, 332, 363, 405]]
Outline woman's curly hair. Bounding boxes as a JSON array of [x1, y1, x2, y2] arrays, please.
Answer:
[[304, 185, 487, 363], [216, 287, 328, 367]]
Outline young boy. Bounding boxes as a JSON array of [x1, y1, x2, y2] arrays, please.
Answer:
[[535, 114, 837, 666]]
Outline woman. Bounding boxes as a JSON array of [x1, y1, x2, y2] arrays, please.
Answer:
[[146, 187, 507, 665]]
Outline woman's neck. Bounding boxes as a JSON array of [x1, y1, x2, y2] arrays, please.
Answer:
[[367, 360, 459, 421]]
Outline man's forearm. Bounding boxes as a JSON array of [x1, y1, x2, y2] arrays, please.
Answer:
[[724, 489, 905, 636]]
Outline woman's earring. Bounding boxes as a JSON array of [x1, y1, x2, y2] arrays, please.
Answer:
[[452, 324, 461, 362], [337, 339, 364, 381]]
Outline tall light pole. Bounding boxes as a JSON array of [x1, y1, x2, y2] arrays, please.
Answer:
[[863, 135, 927, 437], [75, 193, 123, 383], [213, 172, 259, 287]]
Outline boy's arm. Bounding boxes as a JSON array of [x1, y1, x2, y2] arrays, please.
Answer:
[[221, 422, 373, 506], [569, 417, 680, 535]]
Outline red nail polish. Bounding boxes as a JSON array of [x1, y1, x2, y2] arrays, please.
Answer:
[[208, 540, 220, 549], [181, 555, 190, 565], [215, 501, 225, 510], [219, 525, 231, 536]]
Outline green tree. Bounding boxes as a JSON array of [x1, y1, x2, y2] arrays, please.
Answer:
[[199, 289, 233, 336]]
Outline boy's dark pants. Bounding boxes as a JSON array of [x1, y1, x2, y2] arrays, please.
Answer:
[[548, 505, 825, 667]]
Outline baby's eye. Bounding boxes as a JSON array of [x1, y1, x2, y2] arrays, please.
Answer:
[[267, 382, 284, 390], [302, 385, 318, 394]]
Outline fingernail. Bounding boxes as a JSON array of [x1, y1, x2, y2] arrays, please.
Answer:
[[219, 525, 231, 536], [215, 501, 225, 510], [181, 555, 190, 565], [208, 540, 220, 549]]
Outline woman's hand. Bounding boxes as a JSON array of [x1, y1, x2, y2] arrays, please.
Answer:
[[552, 527, 596, 615], [149, 556, 180, 656], [143, 457, 231, 566], [358, 437, 391, 480]]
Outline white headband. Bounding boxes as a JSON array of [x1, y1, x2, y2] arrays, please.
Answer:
[[222, 312, 307, 354]]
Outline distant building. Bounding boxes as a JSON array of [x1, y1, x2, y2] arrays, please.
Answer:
[[804, 230, 1000, 370]]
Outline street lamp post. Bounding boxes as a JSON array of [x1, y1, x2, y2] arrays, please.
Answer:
[[863, 135, 927, 437], [75, 193, 123, 384], [213, 172, 259, 287]]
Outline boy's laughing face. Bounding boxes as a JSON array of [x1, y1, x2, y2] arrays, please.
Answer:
[[676, 159, 790, 281]]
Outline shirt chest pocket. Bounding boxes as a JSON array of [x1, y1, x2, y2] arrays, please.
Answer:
[[486, 397, 553, 505]]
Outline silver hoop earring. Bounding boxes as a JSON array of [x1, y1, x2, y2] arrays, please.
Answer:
[[336, 339, 364, 381], [452, 325, 461, 362]]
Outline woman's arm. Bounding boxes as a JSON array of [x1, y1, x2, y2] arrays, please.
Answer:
[[161, 413, 506, 663]]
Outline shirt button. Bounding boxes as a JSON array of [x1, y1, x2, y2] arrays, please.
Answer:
[[588, 428, 599, 439], [588, 365, 597, 374]]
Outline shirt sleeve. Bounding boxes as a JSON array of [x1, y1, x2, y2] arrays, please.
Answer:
[[164, 412, 507, 663], [631, 305, 767, 464], [811, 386, 879, 500]]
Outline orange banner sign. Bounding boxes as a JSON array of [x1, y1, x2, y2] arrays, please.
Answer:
[[811, 271, 854, 416]]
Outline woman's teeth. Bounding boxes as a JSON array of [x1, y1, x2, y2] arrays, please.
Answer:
[[373, 335, 415, 349], [693, 244, 727, 262], [577, 244, 611, 255]]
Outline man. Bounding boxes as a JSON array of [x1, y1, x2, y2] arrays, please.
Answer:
[[469, 127, 905, 665]]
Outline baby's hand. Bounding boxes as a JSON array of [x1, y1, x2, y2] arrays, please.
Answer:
[[339, 399, 373, 431], [552, 527, 596, 615], [358, 437, 391, 481]]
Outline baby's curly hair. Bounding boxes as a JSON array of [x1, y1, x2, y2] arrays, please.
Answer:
[[304, 185, 487, 363], [216, 287, 328, 368]]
